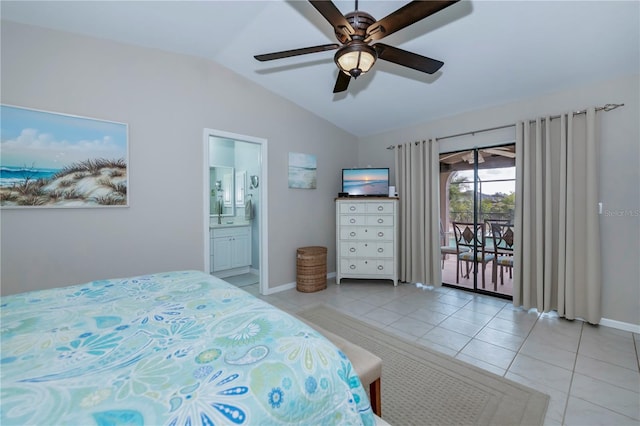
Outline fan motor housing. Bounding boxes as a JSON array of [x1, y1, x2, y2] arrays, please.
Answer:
[[335, 11, 375, 43]]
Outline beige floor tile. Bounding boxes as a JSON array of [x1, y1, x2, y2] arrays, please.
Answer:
[[439, 315, 486, 337], [407, 307, 449, 326], [420, 326, 472, 352], [486, 315, 537, 337], [519, 338, 578, 371], [474, 326, 526, 352], [508, 354, 573, 393], [575, 354, 640, 393], [564, 396, 639, 426], [570, 373, 640, 420]]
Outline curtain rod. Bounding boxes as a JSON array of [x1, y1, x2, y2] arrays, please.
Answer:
[[386, 103, 624, 149]]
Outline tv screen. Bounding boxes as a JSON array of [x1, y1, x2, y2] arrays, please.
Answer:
[[342, 168, 389, 196]]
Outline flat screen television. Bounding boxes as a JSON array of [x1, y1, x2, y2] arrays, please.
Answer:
[[342, 168, 389, 196]]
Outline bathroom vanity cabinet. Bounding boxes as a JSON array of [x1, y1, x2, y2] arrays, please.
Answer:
[[210, 225, 251, 277]]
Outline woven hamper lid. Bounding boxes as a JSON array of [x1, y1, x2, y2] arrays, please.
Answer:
[[297, 246, 327, 255]]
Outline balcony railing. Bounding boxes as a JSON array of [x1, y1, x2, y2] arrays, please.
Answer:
[[448, 211, 513, 224]]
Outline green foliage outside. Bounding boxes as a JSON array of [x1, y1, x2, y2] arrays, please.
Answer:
[[448, 172, 515, 223]]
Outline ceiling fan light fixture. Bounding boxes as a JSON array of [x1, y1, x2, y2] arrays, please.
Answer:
[[335, 42, 377, 78]]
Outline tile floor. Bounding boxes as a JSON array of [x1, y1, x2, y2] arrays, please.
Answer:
[[243, 278, 640, 426]]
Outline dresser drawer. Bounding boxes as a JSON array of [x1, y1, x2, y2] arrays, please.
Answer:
[[340, 227, 394, 241], [340, 259, 395, 275], [341, 213, 394, 226], [340, 241, 393, 258], [365, 215, 394, 226], [340, 215, 366, 226], [339, 203, 365, 214], [366, 202, 394, 214]]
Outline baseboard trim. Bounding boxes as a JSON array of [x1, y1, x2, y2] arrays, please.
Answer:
[[263, 281, 296, 295], [600, 318, 640, 334], [262, 272, 336, 296]]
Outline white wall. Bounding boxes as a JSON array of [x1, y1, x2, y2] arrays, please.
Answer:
[[0, 21, 358, 294], [357, 74, 640, 326]]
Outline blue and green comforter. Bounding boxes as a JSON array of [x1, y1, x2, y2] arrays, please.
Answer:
[[0, 270, 374, 425]]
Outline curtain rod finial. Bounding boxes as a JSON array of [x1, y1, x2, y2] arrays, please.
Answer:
[[603, 103, 624, 112]]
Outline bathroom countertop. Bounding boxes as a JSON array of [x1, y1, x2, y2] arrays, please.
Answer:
[[209, 220, 251, 229]]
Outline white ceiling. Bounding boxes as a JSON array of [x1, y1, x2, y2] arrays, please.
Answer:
[[2, 1, 639, 137]]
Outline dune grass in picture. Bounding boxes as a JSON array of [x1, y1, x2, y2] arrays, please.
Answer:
[[288, 152, 316, 189], [0, 105, 128, 208]]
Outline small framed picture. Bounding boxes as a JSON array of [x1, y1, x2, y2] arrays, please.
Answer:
[[288, 152, 317, 189]]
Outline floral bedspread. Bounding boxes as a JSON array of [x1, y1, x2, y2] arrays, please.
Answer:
[[0, 270, 374, 425]]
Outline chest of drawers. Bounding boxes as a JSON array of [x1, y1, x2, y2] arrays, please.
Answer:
[[335, 198, 398, 286]]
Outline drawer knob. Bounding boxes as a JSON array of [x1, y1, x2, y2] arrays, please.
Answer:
[[377, 218, 384, 224], [350, 206, 356, 211], [350, 231, 356, 237], [377, 206, 383, 211], [378, 232, 384, 237], [349, 247, 356, 252], [377, 265, 384, 270], [377, 247, 383, 253], [350, 218, 356, 223], [350, 264, 356, 270]]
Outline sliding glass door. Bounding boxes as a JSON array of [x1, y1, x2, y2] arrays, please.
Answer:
[[439, 144, 516, 299]]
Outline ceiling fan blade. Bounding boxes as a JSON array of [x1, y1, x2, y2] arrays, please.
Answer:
[[254, 43, 340, 61], [483, 148, 516, 158], [333, 72, 351, 93], [365, 0, 460, 42], [374, 43, 444, 74], [309, 1, 355, 39]]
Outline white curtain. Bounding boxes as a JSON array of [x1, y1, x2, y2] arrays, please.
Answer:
[[514, 108, 602, 323], [394, 139, 442, 286]]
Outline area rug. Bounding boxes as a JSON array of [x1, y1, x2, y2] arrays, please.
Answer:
[[297, 305, 549, 426]]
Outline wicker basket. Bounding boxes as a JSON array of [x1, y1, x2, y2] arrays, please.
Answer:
[[296, 246, 327, 292]]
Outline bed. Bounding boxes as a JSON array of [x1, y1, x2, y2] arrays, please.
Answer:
[[0, 270, 375, 425]]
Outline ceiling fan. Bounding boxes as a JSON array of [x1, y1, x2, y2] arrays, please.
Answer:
[[254, 0, 460, 93]]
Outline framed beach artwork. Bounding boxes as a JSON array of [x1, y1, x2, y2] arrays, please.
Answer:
[[288, 152, 317, 189], [0, 104, 129, 208]]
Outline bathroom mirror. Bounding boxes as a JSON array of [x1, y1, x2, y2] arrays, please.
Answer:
[[210, 166, 234, 217]]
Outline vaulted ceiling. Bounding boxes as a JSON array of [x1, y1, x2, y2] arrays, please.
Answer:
[[2, 1, 638, 137]]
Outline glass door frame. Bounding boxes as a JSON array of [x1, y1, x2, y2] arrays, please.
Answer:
[[439, 144, 515, 300]]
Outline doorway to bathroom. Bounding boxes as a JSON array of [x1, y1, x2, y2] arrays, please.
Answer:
[[204, 129, 268, 295]]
